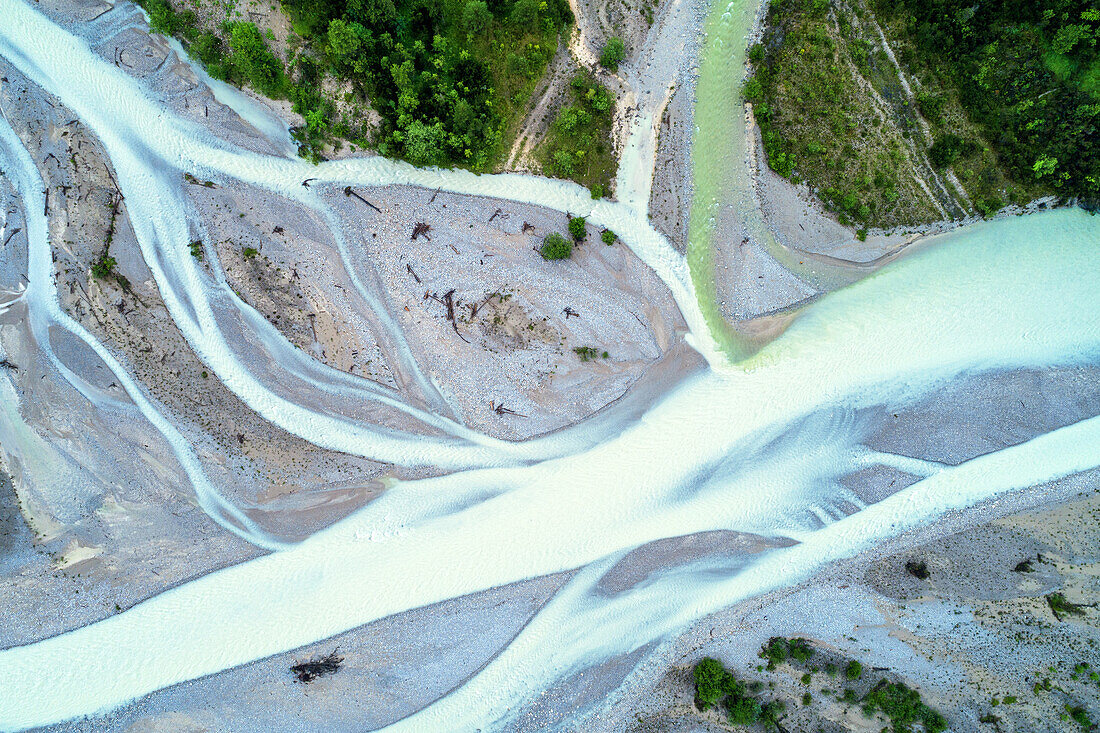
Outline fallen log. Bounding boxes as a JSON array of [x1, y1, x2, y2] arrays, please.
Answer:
[[343, 186, 382, 212], [442, 289, 469, 343], [491, 402, 526, 417], [469, 292, 498, 318]]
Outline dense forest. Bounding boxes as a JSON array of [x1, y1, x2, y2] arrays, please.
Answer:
[[138, 0, 573, 169], [878, 0, 1099, 209], [746, 0, 1098, 230]]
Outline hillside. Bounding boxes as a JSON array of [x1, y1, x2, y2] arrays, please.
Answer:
[[745, 0, 1099, 231], [137, 0, 620, 191]]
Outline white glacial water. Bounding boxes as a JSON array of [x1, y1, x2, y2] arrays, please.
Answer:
[[0, 0, 1099, 730]]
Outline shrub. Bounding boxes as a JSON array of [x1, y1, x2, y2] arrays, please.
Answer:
[[1047, 592, 1086, 619], [568, 216, 587, 240], [863, 680, 946, 733], [743, 77, 763, 103], [540, 232, 572, 260], [928, 133, 972, 169], [761, 700, 786, 728], [916, 92, 945, 125], [789, 638, 814, 663], [227, 22, 287, 98], [761, 638, 789, 670], [91, 255, 117, 279], [601, 229, 616, 245], [906, 559, 930, 580], [573, 346, 603, 361], [510, 0, 540, 29], [726, 696, 762, 725], [462, 0, 492, 34], [599, 37, 625, 70], [693, 658, 729, 709]]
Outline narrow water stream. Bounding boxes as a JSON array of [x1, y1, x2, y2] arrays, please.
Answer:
[[0, 1, 1098, 731]]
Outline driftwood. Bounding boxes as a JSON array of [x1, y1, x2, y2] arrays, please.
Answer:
[[562, 307, 579, 319], [442, 289, 468, 343], [406, 263, 421, 283], [522, 221, 536, 234], [469, 292, 498, 318], [490, 402, 526, 417], [411, 222, 432, 241], [290, 650, 343, 684], [343, 186, 382, 212]]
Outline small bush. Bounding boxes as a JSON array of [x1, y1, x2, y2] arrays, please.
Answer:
[[599, 37, 625, 70], [905, 559, 930, 580], [540, 232, 572, 260], [789, 638, 814, 662], [863, 680, 947, 733], [568, 216, 587, 240], [694, 657, 730, 710], [760, 638, 789, 670], [91, 255, 117, 279], [1047, 592, 1086, 619], [726, 696, 762, 725]]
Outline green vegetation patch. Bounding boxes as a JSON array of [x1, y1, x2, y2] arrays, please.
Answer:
[[538, 72, 617, 192], [692, 658, 786, 728], [745, 0, 1092, 229], [137, 0, 573, 170], [862, 680, 946, 733], [877, 0, 1100, 210], [539, 232, 572, 259]]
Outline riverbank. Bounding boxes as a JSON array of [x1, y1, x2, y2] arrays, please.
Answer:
[[600, 363, 1100, 732]]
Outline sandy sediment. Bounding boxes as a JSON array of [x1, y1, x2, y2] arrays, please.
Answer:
[[0, 61, 393, 651], [648, 81, 695, 254], [0, 0, 698, 653], [323, 184, 689, 440], [587, 364, 1100, 732], [44, 573, 574, 732]]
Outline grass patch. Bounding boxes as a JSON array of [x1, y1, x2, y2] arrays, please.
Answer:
[[537, 72, 617, 192]]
